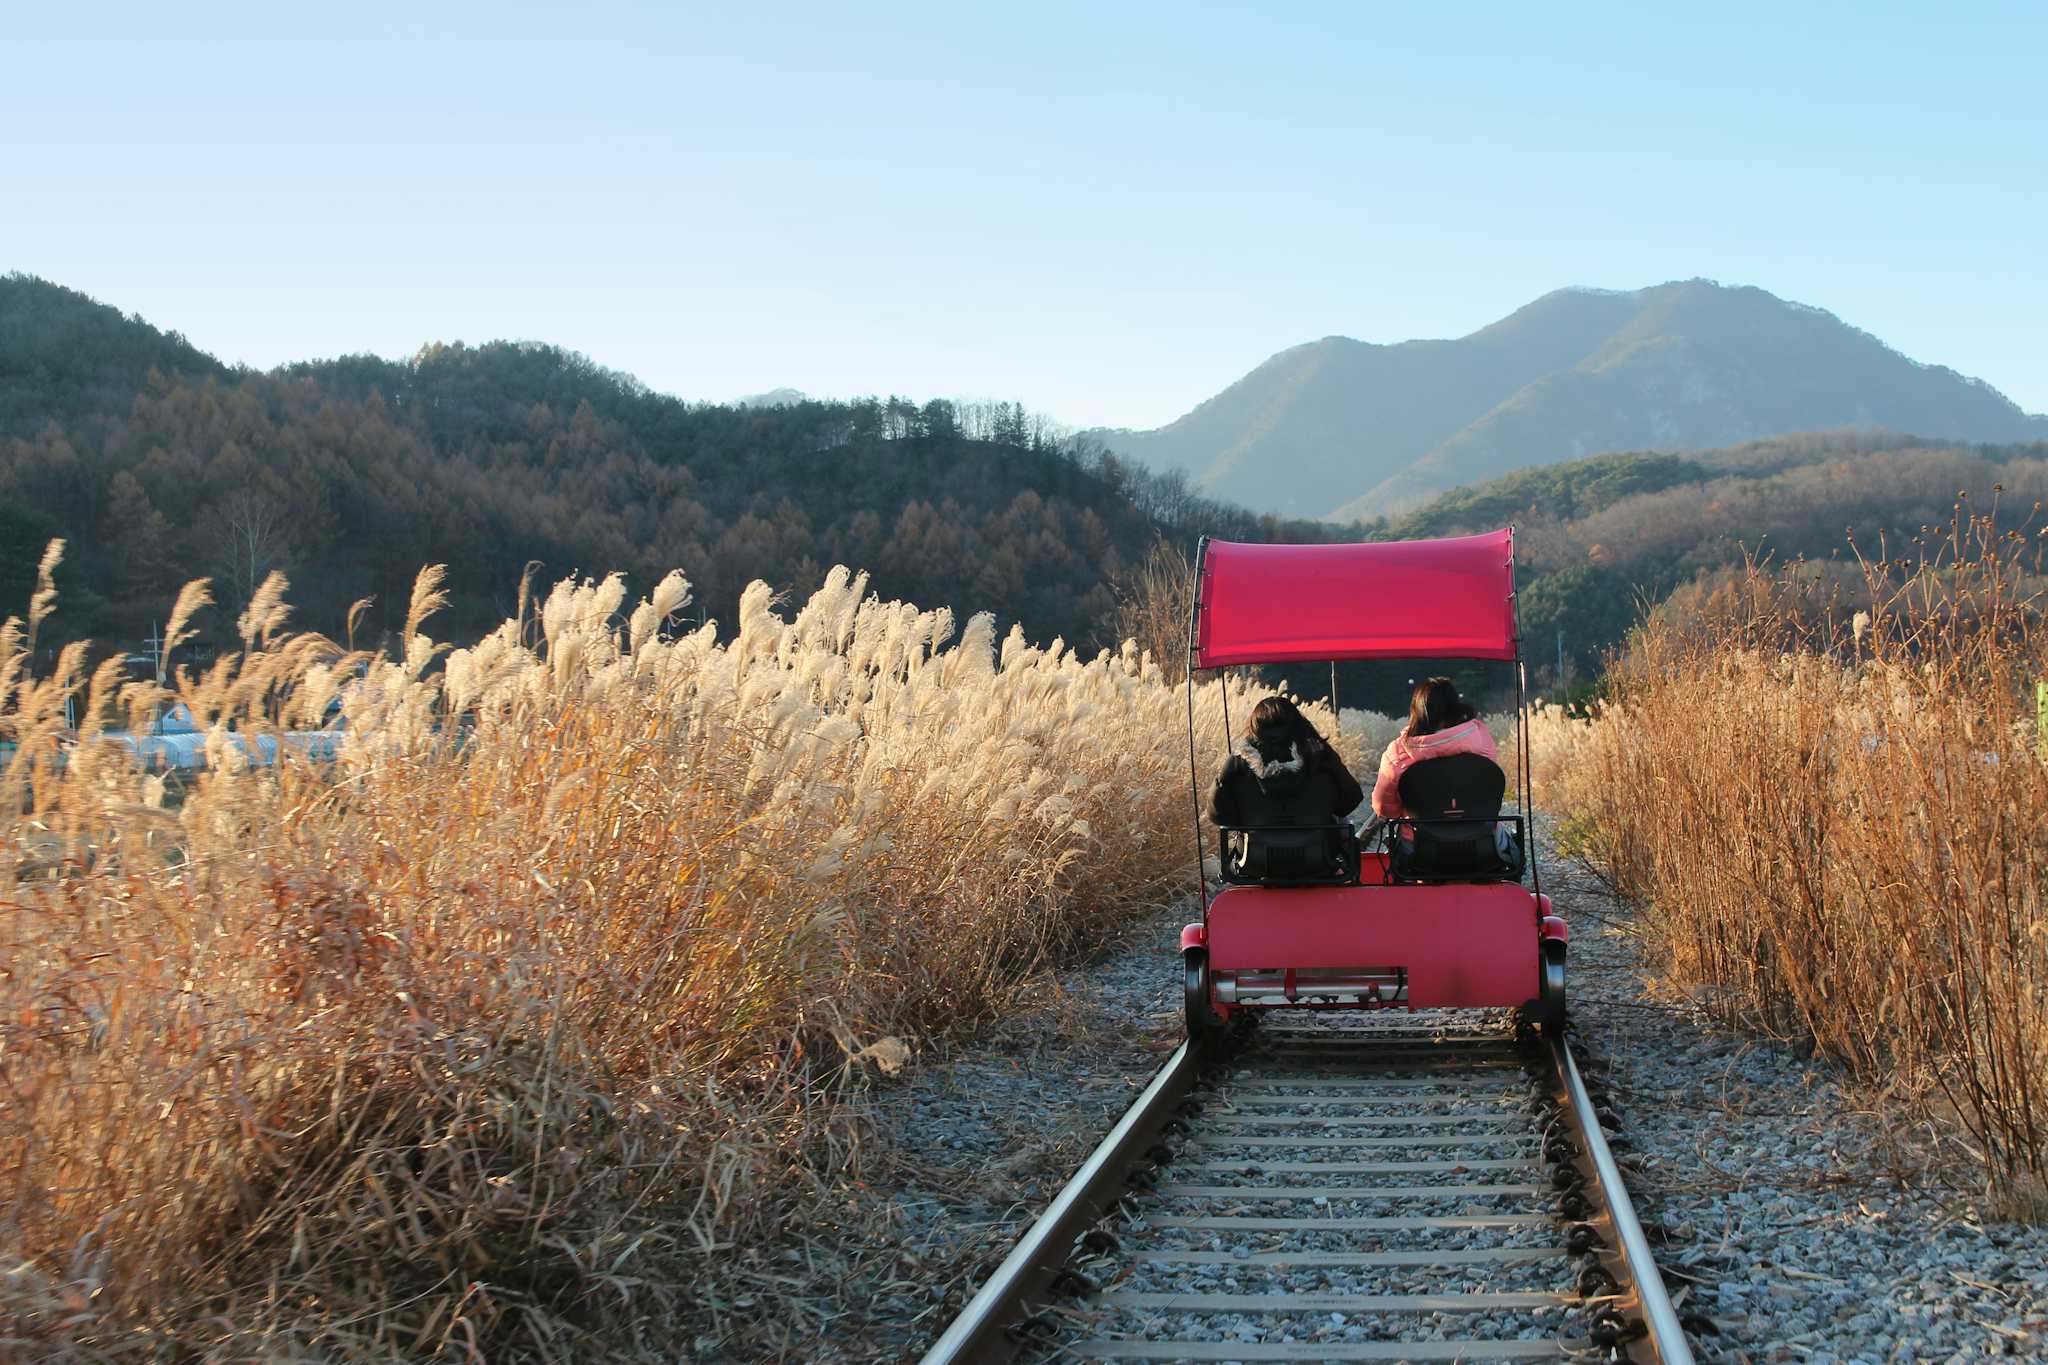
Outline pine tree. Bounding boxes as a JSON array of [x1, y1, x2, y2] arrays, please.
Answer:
[[103, 470, 173, 598]]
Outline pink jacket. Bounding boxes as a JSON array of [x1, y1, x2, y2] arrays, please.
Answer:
[[1371, 719, 1500, 819]]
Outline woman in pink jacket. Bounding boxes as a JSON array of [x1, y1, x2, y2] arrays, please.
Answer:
[[1370, 677, 1499, 819]]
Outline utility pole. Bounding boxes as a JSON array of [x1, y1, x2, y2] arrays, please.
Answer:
[[1556, 630, 1566, 691]]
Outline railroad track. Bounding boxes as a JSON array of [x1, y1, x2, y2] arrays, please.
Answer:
[[919, 1015, 1694, 1364]]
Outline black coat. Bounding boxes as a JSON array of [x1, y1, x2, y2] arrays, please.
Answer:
[[1209, 732, 1365, 830]]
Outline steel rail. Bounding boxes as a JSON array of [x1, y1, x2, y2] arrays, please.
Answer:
[[921, 1030, 1696, 1365], [1547, 1035, 1696, 1364], [915, 1041, 1202, 1365]]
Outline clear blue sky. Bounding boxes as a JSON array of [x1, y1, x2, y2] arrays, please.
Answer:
[[6, 1, 2043, 428]]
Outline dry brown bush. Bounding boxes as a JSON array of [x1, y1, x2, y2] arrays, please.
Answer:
[[1561, 503, 2048, 1203], [1110, 536, 1195, 683], [0, 553, 1300, 1359]]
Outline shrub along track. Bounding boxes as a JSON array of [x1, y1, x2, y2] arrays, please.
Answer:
[[920, 1012, 1695, 1363]]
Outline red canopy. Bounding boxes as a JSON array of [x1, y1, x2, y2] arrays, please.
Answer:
[[1195, 530, 1518, 667]]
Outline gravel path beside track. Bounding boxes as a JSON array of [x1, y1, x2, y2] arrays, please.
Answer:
[[1548, 846, 2048, 1363], [774, 837, 2047, 1364], [789, 902, 1189, 1363]]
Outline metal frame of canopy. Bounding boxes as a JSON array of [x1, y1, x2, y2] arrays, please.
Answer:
[[1182, 529, 1537, 912]]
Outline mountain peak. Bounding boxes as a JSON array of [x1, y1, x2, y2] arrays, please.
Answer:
[[733, 386, 807, 408], [1090, 282, 2045, 521]]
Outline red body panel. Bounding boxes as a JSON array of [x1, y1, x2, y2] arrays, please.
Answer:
[[1197, 531, 1517, 667], [1206, 883, 1541, 1009]]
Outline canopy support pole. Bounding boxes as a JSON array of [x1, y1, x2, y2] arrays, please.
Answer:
[[1507, 530, 1540, 899], [1186, 539, 1211, 918]]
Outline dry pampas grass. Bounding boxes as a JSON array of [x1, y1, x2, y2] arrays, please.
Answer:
[[1557, 505, 2048, 1206], [1, 552, 1299, 1359]]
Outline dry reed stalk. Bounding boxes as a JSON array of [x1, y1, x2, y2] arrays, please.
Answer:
[[1110, 536, 1195, 685], [1560, 504, 2048, 1205], [0, 555, 1301, 1358]]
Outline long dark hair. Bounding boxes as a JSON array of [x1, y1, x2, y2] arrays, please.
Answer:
[[1406, 677, 1477, 738], [1242, 694, 1322, 751]]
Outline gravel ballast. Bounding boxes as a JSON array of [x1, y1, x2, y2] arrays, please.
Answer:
[[1052, 1010, 1588, 1359], [775, 901, 1189, 1362]]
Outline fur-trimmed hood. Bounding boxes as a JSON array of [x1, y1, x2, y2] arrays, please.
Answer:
[[1234, 738, 1305, 782], [1210, 727, 1364, 827]]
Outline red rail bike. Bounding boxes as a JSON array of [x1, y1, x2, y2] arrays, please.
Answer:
[[1179, 530, 1567, 1048]]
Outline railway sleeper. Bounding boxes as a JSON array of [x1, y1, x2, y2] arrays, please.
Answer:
[[921, 1029, 1695, 1365]]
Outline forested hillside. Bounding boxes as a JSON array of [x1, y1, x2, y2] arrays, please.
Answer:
[[1364, 430, 2048, 685], [0, 275, 1318, 653]]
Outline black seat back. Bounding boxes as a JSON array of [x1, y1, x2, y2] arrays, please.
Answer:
[[1224, 825, 1359, 886], [1392, 754, 1517, 881], [1397, 752, 1506, 821]]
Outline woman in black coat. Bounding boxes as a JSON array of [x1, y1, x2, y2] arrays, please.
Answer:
[[1209, 695, 1364, 831]]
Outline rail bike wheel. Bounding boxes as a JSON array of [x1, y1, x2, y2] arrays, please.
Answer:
[[1184, 949, 1225, 1053], [1536, 941, 1567, 1036]]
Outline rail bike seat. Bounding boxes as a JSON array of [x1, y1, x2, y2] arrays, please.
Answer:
[[1217, 822, 1360, 887], [1390, 754, 1523, 882]]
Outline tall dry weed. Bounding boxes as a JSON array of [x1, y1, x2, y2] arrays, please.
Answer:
[[1109, 536, 1195, 684], [1563, 504, 2048, 1201], [1, 554, 1290, 1358]]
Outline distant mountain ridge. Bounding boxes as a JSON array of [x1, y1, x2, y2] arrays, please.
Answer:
[[733, 386, 807, 408], [0, 274, 230, 432], [1089, 280, 2048, 520]]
